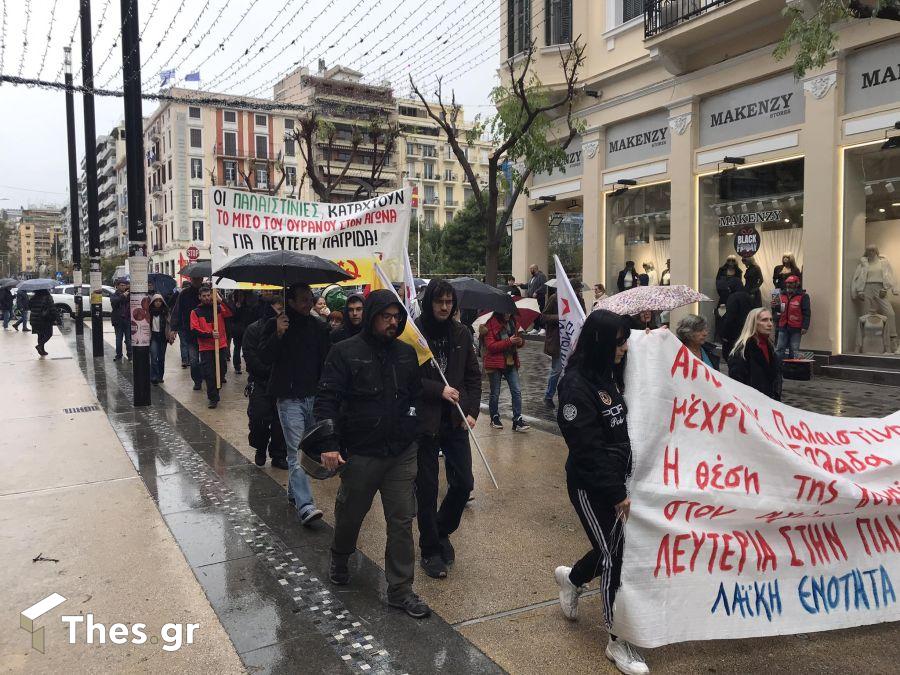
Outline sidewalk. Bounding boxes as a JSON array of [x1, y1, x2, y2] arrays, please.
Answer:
[[0, 326, 242, 672]]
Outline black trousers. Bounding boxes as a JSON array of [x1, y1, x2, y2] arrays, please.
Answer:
[[247, 384, 286, 460], [34, 325, 52, 348], [416, 427, 474, 558], [199, 350, 227, 402], [567, 480, 625, 630], [232, 334, 243, 370]]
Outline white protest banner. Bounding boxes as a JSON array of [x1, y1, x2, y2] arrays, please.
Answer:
[[209, 187, 411, 287], [613, 329, 900, 647], [553, 254, 586, 369]]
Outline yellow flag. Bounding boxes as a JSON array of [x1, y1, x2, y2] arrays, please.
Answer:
[[372, 262, 433, 366]]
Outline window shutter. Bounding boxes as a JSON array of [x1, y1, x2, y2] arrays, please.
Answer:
[[561, 0, 572, 43]]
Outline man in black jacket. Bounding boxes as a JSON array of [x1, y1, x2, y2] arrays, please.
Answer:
[[110, 279, 132, 360], [314, 289, 430, 619], [242, 295, 287, 470], [414, 280, 481, 579], [260, 283, 331, 524], [330, 292, 364, 344], [171, 277, 203, 387]]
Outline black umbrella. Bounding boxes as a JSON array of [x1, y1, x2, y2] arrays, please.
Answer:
[[148, 273, 176, 297], [17, 278, 59, 292], [448, 277, 516, 314], [212, 251, 353, 288], [178, 260, 212, 277], [0, 278, 19, 289]]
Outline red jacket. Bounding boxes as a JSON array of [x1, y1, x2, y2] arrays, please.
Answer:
[[778, 291, 810, 330], [190, 302, 232, 352], [483, 315, 522, 371]]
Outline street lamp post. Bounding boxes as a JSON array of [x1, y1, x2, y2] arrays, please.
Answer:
[[64, 46, 84, 334]]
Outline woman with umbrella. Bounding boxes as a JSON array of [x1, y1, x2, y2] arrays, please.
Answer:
[[29, 288, 56, 356], [482, 310, 529, 432], [553, 310, 649, 675]]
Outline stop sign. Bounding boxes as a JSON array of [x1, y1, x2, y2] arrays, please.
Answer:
[[187, 245, 200, 261]]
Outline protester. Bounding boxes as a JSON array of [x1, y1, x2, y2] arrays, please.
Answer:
[[12, 286, 29, 331], [721, 278, 753, 360], [414, 280, 481, 580], [29, 289, 55, 356], [314, 289, 431, 619], [0, 283, 12, 329], [226, 290, 253, 375], [675, 314, 719, 369], [504, 276, 522, 299], [242, 295, 288, 470], [189, 285, 232, 409], [148, 294, 174, 385], [542, 291, 562, 406], [331, 292, 364, 344], [526, 263, 547, 332], [553, 310, 649, 675], [727, 308, 782, 400], [592, 283, 607, 310], [313, 295, 330, 322], [775, 275, 811, 359], [482, 311, 529, 431], [328, 310, 343, 331], [629, 310, 657, 331], [171, 277, 203, 387], [260, 283, 330, 525], [110, 279, 132, 361]]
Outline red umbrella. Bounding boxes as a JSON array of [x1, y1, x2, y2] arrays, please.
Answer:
[[472, 297, 540, 331]]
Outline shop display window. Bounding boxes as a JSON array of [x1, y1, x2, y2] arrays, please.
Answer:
[[842, 143, 900, 355], [605, 182, 671, 295], [698, 158, 804, 336], [548, 209, 584, 279]]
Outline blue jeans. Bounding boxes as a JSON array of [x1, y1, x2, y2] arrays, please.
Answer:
[[114, 324, 132, 358], [13, 308, 28, 329], [276, 396, 317, 517], [1, 309, 11, 328], [776, 327, 802, 359], [178, 328, 191, 365], [545, 355, 562, 401], [489, 367, 522, 420], [149, 335, 167, 382]]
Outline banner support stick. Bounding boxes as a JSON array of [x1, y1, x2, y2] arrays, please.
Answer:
[[212, 279, 221, 389]]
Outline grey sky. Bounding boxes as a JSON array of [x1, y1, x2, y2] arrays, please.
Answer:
[[0, 0, 500, 209]]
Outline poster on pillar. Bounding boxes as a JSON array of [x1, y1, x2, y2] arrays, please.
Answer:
[[208, 187, 411, 287], [613, 330, 900, 648]]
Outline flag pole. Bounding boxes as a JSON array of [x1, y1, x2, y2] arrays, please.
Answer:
[[430, 361, 500, 490], [212, 278, 221, 389]]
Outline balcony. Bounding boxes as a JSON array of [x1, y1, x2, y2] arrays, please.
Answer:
[[644, 0, 788, 74], [151, 214, 162, 223], [422, 197, 439, 208], [445, 200, 458, 207], [214, 143, 248, 159], [422, 173, 439, 182]]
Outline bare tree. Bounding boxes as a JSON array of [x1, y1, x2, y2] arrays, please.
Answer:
[[410, 38, 586, 284], [235, 150, 288, 197]]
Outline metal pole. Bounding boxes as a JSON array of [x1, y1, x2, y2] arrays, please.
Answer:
[[64, 48, 83, 334], [80, 0, 104, 356], [120, 0, 150, 406]]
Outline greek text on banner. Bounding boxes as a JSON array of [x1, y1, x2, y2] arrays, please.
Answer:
[[613, 330, 899, 647]]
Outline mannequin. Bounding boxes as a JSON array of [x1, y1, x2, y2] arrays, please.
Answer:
[[855, 314, 892, 354], [742, 256, 763, 308], [617, 261, 641, 292], [773, 252, 802, 291], [642, 262, 658, 286], [659, 259, 671, 286], [851, 245, 898, 349]]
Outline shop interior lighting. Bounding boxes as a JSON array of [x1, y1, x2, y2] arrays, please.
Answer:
[[772, 199, 781, 208], [893, 202, 900, 207], [727, 204, 734, 214], [864, 184, 874, 196], [879, 208, 886, 213], [788, 196, 797, 206], [757, 201, 765, 211], [567, 200, 580, 210], [784, 218, 791, 223], [882, 124, 900, 150], [611, 179, 637, 196], [887, 182, 895, 193], [741, 203, 749, 213]]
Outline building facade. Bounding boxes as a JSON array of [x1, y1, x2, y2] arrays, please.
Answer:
[[18, 208, 65, 276], [507, 0, 900, 363]]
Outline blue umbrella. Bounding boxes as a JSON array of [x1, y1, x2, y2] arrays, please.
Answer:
[[17, 278, 59, 291], [148, 273, 176, 297]]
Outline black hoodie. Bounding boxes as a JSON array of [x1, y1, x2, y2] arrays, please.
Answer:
[[415, 280, 481, 435], [314, 290, 422, 457], [330, 292, 365, 344]]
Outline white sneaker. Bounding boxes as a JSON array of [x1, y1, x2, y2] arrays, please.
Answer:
[[605, 637, 649, 675], [538, 328, 546, 336], [554, 566, 583, 620]]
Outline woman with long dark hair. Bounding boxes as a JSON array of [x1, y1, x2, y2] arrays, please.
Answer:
[[553, 310, 649, 675]]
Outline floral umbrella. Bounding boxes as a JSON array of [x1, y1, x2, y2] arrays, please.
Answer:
[[596, 285, 710, 316]]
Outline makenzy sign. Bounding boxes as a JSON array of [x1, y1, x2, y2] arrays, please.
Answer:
[[613, 330, 900, 647], [718, 209, 782, 228], [532, 135, 583, 187], [606, 111, 670, 169], [700, 73, 805, 147], [209, 187, 411, 287], [846, 41, 900, 115]]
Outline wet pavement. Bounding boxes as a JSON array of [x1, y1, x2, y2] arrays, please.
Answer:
[[8, 322, 898, 674]]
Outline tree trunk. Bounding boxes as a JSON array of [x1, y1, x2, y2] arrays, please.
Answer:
[[485, 240, 500, 286]]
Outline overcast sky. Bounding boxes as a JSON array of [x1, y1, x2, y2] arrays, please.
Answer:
[[0, 0, 501, 209]]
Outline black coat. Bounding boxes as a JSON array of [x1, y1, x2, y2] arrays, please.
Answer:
[[171, 285, 201, 332], [0, 287, 12, 311], [617, 268, 640, 292], [241, 318, 270, 384], [557, 368, 632, 507], [314, 290, 423, 458], [728, 338, 782, 401], [722, 290, 754, 343], [28, 292, 55, 330], [259, 305, 331, 399]]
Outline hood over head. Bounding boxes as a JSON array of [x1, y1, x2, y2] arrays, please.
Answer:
[[362, 289, 407, 340], [341, 292, 365, 337], [420, 278, 457, 339]]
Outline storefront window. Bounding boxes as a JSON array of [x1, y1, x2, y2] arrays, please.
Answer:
[[842, 143, 900, 356], [605, 182, 671, 295], [698, 158, 804, 337], [549, 209, 583, 280]]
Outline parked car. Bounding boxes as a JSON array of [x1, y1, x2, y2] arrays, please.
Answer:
[[51, 284, 115, 316]]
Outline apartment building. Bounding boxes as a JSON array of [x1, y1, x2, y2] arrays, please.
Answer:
[[142, 88, 301, 275], [75, 124, 128, 263], [274, 64, 398, 201], [397, 99, 493, 229], [18, 208, 65, 275], [506, 0, 900, 370]]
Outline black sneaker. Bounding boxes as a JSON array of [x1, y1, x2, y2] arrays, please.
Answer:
[[272, 457, 289, 470], [207, 401, 218, 409], [438, 537, 455, 566], [193, 384, 202, 391], [254, 449, 266, 466], [420, 556, 448, 579], [544, 398, 555, 408], [113, 355, 122, 361], [490, 415, 503, 429], [181, 363, 189, 368], [330, 554, 350, 585], [512, 416, 530, 432], [388, 594, 431, 619]]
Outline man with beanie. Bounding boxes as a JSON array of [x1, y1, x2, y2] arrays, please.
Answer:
[[414, 279, 481, 579], [314, 290, 429, 619]]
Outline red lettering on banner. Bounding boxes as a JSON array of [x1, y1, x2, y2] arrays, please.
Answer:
[[663, 500, 736, 523], [779, 523, 847, 567], [671, 345, 722, 388], [854, 481, 900, 507], [793, 474, 839, 505], [654, 529, 777, 578], [663, 446, 680, 487], [695, 455, 760, 494], [856, 516, 900, 555]]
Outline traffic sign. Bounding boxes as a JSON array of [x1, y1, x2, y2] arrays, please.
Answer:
[[187, 246, 200, 261]]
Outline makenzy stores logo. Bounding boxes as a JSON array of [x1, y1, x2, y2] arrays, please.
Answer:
[[709, 93, 794, 128], [861, 63, 899, 89], [608, 127, 668, 154]]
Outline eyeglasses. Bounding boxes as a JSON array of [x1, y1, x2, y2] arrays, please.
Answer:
[[379, 312, 402, 323]]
